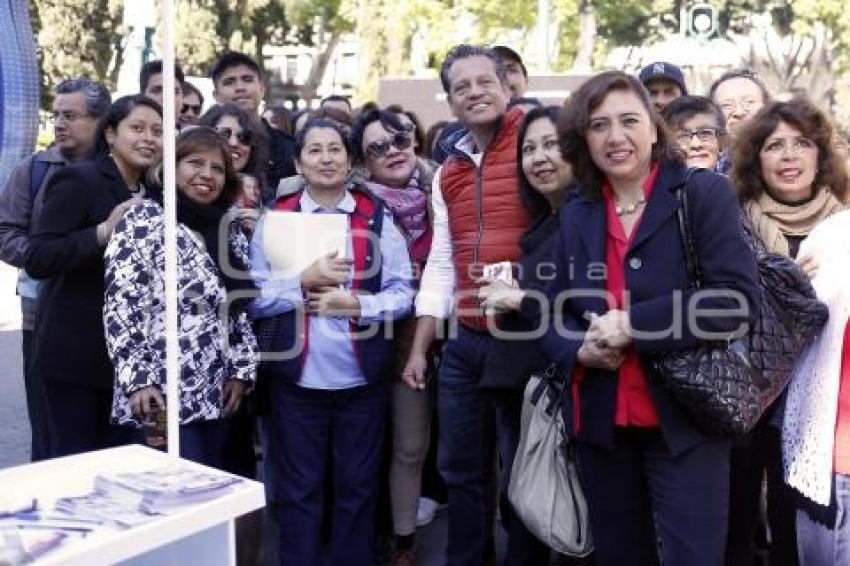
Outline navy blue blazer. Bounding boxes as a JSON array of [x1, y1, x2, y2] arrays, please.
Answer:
[[25, 153, 132, 389], [540, 162, 760, 456]]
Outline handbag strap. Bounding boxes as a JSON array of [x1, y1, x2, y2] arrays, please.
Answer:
[[674, 168, 704, 289]]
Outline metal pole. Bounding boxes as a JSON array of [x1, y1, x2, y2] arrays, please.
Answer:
[[538, 0, 550, 72], [161, 0, 180, 459]]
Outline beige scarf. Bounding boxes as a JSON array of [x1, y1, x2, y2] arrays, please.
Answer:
[[744, 189, 845, 256]]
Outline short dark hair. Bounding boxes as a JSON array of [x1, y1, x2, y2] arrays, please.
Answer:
[[308, 106, 354, 135], [198, 103, 269, 190], [350, 109, 406, 164], [731, 98, 848, 203], [181, 81, 204, 107], [708, 68, 771, 104], [518, 106, 563, 219], [662, 95, 725, 132], [55, 77, 111, 118], [97, 94, 163, 154], [139, 60, 185, 93], [439, 44, 508, 94], [294, 118, 352, 162], [558, 70, 680, 199], [210, 51, 262, 87], [320, 95, 352, 111], [493, 45, 527, 77]]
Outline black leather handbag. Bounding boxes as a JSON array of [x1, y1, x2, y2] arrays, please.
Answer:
[[651, 172, 829, 437]]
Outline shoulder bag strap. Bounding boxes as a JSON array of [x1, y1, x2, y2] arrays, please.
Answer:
[[675, 167, 704, 289]]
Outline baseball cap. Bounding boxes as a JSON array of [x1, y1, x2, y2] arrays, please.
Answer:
[[639, 61, 688, 95]]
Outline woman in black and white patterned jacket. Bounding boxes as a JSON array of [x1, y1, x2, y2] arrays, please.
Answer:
[[104, 126, 258, 468]]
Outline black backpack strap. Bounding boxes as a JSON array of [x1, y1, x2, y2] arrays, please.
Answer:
[[29, 158, 50, 201]]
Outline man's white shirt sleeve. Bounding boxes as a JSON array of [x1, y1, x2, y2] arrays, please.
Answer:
[[415, 165, 455, 319]]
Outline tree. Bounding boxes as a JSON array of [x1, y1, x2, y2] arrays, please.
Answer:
[[31, 0, 124, 107]]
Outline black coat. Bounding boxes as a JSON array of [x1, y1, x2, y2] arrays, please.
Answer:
[[25, 154, 132, 389], [541, 162, 760, 456]]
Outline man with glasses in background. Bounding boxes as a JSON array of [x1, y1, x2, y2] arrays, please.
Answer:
[[709, 68, 771, 173], [179, 81, 204, 127], [0, 77, 111, 461]]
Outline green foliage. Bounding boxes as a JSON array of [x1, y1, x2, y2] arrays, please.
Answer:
[[32, 0, 124, 108]]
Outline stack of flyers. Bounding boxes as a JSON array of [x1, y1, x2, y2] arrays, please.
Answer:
[[95, 466, 242, 513], [53, 492, 163, 529]]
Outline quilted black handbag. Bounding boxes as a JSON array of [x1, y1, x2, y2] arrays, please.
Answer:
[[651, 171, 829, 437]]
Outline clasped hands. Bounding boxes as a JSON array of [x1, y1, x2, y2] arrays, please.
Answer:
[[578, 310, 632, 371], [300, 251, 360, 317]]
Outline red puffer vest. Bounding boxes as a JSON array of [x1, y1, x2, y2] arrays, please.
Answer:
[[440, 107, 530, 330]]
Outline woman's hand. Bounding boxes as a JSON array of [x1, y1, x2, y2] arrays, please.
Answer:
[[577, 337, 625, 371], [129, 386, 165, 419], [223, 379, 248, 417], [477, 278, 525, 313], [300, 251, 353, 289], [796, 252, 819, 279], [97, 197, 141, 244], [587, 310, 632, 349], [305, 286, 361, 317]]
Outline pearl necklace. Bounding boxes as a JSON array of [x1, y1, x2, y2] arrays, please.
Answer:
[[615, 196, 646, 216]]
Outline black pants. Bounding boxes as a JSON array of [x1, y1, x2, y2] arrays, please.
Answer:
[[21, 329, 50, 460], [726, 419, 798, 566], [577, 428, 730, 566], [44, 382, 139, 457]]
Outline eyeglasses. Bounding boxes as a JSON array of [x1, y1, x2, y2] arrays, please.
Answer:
[[52, 111, 91, 123], [718, 98, 761, 114], [676, 127, 721, 143], [365, 131, 412, 160], [217, 127, 252, 145], [182, 104, 202, 115]]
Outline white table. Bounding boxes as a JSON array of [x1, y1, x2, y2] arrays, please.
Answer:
[[0, 444, 266, 565]]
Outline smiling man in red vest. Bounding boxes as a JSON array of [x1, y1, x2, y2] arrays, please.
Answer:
[[402, 44, 541, 565]]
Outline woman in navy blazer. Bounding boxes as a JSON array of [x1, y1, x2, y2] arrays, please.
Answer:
[[25, 95, 163, 458], [541, 72, 759, 565]]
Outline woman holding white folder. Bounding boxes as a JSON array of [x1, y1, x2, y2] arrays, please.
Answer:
[[250, 117, 414, 566]]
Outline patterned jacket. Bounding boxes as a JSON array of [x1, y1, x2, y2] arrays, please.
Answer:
[[104, 200, 257, 426]]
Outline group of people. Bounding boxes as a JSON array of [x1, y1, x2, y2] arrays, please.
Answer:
[[1, 40, 850, 566]]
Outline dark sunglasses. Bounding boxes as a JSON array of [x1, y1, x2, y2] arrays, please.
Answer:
[[181, 104, 202, 114], [217, 127, 253, 145], [365, 131, 412, 160]]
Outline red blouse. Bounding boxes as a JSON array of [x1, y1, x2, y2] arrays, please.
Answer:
[[602, 165, 661, 427], [833, 321, 850, 473]]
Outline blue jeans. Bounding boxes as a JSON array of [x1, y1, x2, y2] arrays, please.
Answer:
[[798, 473, 850, 565], [438, 326, 548, 566]]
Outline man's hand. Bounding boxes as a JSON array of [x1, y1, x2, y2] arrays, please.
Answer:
[[402, 351, 429, 391], [305, 287, 360, 317], [300, 251, 352, 289]]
